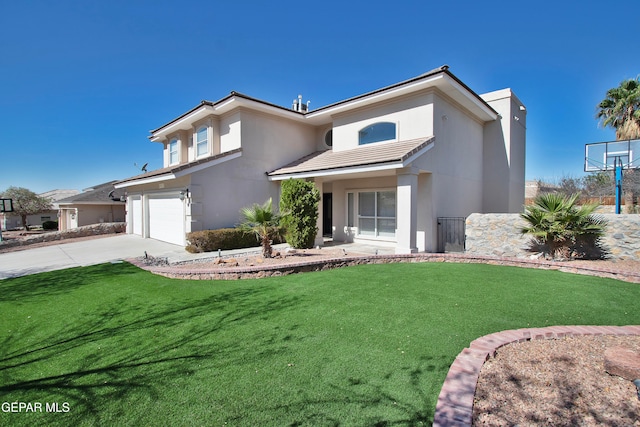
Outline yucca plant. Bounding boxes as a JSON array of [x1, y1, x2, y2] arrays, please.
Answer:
[[521, 193, 608, 259], [238, 198, 283, 258]]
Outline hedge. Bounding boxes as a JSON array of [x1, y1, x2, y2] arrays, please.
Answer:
[[186, 228, 285, 253]]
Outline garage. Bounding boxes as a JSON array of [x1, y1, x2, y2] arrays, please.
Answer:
[[148, 196, 185, 245]]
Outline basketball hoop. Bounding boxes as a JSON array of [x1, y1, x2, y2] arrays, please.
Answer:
[[585, 139, 640, 214], [0, 198, 13, 242]]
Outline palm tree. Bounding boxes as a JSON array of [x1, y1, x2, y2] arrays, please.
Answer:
[[596, 78, 640, 212], [596, 77, 640, 140], [238, 198, 283, 258], [520, 193, 607, 259]]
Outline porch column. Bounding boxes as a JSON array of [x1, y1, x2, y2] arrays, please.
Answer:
[[396, 168, 419, 254], [314, 178, 324, 247]]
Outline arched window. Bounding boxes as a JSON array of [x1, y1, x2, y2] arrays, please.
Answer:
[[169, 138, 178, 165], [196, 126, 208, 156], [358, 122, 396, 145]]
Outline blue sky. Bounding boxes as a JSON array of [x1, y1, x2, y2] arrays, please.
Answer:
[[1, 0, 638, 194]]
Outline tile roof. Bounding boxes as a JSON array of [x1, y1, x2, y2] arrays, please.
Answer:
[[116, 148, 242, 186], [56, 181, 123, 204], [268, 137, 434, 177]]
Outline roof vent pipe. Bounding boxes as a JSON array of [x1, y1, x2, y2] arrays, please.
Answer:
[[292, 95, 309, 112]]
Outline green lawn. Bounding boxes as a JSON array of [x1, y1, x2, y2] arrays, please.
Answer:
[[1, 262, 639, 426]]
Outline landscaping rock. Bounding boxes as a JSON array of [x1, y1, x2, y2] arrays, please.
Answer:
[[604, 346, 640, 381]]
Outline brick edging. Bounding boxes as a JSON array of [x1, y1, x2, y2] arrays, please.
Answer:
[[128, 252, 640, 283], [432, 325, 640, 427]]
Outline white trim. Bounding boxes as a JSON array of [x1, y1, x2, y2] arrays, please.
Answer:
[[169, 138, 179, 165], [195, 124, 210, 158], [115, 174, 177, 188], [150, 105, 215, 141], [270, 162, 403, 180]]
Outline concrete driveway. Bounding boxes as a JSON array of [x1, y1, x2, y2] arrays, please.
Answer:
[[0, 234, 188, 279]]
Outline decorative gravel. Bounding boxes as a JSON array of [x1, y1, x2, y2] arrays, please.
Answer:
[[473, 335, 640, 426]]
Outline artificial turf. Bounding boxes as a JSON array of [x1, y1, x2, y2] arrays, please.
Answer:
[[1, 262, 639, 426]]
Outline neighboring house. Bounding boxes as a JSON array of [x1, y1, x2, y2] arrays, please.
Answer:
[[0, 189, 79, 230], [56, 181, 126, 231], [524, 180, 558, 202], [116, 65, 526, 253]]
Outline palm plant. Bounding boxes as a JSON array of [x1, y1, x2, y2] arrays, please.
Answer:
[[238, 198, 283, 258], [521, 193, 608, 259], [596, 77, 640, 140]]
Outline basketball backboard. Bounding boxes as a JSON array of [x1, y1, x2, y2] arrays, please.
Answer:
[[0, 198, 13, 213], [585, 139, 640, 172]]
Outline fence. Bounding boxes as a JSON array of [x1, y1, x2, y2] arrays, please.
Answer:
[[465, 213, 640, 260]]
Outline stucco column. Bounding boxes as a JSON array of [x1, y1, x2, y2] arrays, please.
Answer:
[[396, 168, 419, 254], [314, 178, 324, 247]]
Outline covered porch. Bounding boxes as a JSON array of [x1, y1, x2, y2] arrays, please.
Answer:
[[268, 137, 436, 254]]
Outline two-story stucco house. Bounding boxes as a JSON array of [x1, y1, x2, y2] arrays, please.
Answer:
[[115, 66, 526, 253]]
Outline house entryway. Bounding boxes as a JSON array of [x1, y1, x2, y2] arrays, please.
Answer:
[[322, 193, 332, 236]]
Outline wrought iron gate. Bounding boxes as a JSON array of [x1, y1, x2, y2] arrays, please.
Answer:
[[437, 217, 466, 253]]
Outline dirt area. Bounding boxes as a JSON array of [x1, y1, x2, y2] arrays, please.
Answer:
[[473, 335, 640, 426]]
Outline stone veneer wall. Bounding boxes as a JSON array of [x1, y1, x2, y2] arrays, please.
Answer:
[[0, 222, 126, 250], [465, 213, 640, 260]]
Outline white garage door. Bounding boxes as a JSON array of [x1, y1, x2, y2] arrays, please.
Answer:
[[132, 197, 143, 236], [148, 197, 185, 245]]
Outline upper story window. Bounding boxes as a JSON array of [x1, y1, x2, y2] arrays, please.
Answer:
[[169, 138, 179, 165], [358, 122, 396, 145], [196, 126, 208, 157]]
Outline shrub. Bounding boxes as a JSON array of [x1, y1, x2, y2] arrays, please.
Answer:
[[238, 198, 284, 258], [185, 227, 284, 253], [279, 178, 320, 249], [42, 220, 58, 231], [520, 193, 608, 259]]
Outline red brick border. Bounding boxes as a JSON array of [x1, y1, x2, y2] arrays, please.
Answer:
[[432, 325, 640, 427], [129, 252, 640, 283]]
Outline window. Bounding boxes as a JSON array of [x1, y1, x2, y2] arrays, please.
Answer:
[[169, 138, 178, 164], [196, 126, 208, 157], [358, 122, 396, 145], [324, 129, 333, 147], [348, 190, 396, 238]]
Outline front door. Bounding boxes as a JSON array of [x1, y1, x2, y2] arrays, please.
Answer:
[[322, 193, 332, 236]]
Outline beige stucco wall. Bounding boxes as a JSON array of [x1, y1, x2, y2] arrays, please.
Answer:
[[189, 110, 317, 231], [75, 204, 125, 227], [331, 91, 435, 152], [220, 112, 242, 153], [481, 89, 526, 213], [418, 92, 485, 218]]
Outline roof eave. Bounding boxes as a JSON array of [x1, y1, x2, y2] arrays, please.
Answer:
[[268, 139, 435, 181], [150, 93, 308, 142], [304, 67, 498, 124]]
